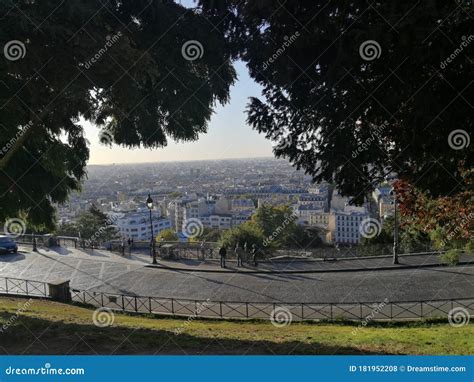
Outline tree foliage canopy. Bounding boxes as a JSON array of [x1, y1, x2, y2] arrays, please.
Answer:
[[1, 0, 472, 235], [156, 228, 178, 242], [221, 204, 322, 251], [200, 0, 473, 204], [0, 0, 235, 228], [56, 204, 117, 243]]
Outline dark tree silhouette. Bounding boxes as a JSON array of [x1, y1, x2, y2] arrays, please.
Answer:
[[200, 0, 473, 203], [0, 0, 235, 227]]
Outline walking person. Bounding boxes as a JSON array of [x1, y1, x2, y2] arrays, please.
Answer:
[[251, 243, 258, 267], [200, 240, 206, 261], [243, 241, 248, 263], [219, 245, 227, 268], [235, 242, 243, 267], [127, 238, 132, 255], [120, 238, 125, 256]]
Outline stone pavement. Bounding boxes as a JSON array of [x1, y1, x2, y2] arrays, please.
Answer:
[[0, 246, 472, 303]]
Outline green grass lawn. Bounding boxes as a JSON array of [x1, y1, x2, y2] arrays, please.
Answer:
[[0, 297, 472, 355]]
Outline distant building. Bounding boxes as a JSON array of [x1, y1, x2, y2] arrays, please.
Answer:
[[308, 210, 330, 229], [231, 211, 253, 227], [326, 206, 369, 244], [231, 198, 255, 211], [372, 187, 394, 218], [200, 213, 233, 230], [116, 210, 171, 241], [257, 195, 290, 208], [298, 193, 328, 211], [308, 183, 329, 195], [294, 204, 325, 225]]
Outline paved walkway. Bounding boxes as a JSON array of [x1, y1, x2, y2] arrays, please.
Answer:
[[0, 246, 471, 304]]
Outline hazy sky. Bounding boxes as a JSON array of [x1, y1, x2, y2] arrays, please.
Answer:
[[84, 60, 274, 164]]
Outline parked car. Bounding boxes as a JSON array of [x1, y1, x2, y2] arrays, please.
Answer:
[[0, 235, 18, 254]]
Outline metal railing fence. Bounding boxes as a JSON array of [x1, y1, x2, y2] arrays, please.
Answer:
[[1, 275, 472, 322]]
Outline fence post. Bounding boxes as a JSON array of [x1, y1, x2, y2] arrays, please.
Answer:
[[420, 302, 423, 318], [301, 304, 304, 320], [149, 297, 152, 314], [195, 300, 198, 316], [101, 293, 104, 307], [134, 296, 138, 312], [171, 299, 175, 315], [360, 304, 363, 320], [390, 303, 393, 319], [219, 301, 223, 318], [48, 280, 71, 302], [5, 278, 8, 294], [122, 295, 125, 311], [25, 280, 29, 295], [330, 304, 333, 320], [246, 302, 249, 318]]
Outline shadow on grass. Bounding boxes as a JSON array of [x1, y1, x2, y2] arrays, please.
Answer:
[[0, 313, 385, 355]]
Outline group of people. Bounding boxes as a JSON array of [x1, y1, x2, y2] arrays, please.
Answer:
[[120, 237, 134, 255], [218, 242, 258, 268], [118, 238, 258, 267]]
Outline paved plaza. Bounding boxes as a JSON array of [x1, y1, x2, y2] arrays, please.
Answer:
[[0, 246, 472, 304]]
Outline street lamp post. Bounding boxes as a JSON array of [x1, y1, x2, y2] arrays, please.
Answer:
[[390, 188, 399, 265], [146, 194, 157, 264]]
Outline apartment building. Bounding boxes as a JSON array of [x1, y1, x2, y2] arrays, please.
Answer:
[[326, 206, 369, 244], [116, 210, 171, 241]]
